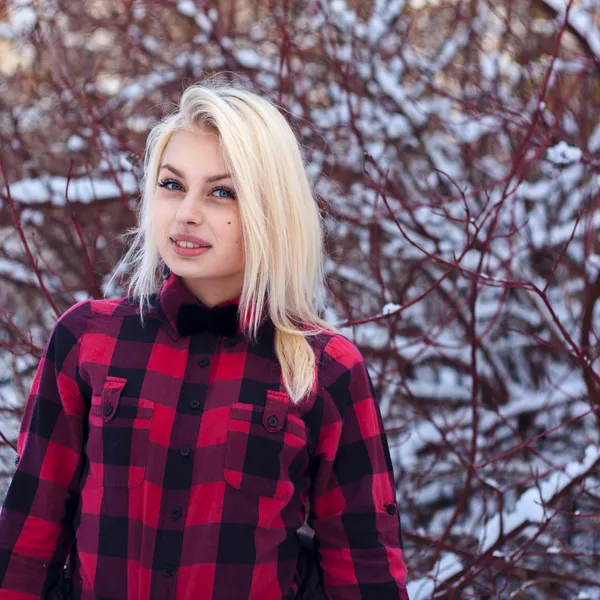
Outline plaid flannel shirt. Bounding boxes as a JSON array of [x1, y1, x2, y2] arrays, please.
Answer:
[[0, 274, 409, 600]]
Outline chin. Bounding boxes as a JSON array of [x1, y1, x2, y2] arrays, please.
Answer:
[[170, 265, 208, 279]]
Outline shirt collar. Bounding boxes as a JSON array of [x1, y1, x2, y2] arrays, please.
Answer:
[[156, 272, 244, 338]]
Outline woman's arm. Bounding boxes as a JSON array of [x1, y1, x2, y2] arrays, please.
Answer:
[[0, 301, 90, 600], [308, 335, 409, 600]]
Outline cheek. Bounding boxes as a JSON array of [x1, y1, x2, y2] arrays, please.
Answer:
[[234, 223, 244, 247], [229, 221, 244, 257], [152, 200, 172, 232], [226, 211, 243, 245]]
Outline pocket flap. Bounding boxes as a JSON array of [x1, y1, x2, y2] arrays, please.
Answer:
[[262, 390, 290, 433], [101, 376, 127, 423]]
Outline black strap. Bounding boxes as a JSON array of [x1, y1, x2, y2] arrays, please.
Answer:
[[295, 530, 327, 600], [46, 541, 75, 600]]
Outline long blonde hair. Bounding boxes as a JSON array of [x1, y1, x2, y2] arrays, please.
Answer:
[[115, 80, 335, 404]]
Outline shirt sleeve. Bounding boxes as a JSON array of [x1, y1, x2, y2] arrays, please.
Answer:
[[0, 301, 90, 600], [307, 335, 409, 600]]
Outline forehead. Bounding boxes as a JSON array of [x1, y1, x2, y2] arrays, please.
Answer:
[[161, 129, 227, 174]]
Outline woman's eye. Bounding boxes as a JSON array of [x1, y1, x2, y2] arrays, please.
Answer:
[[212, 186, 237, 200], [157, 179, 184, 192]]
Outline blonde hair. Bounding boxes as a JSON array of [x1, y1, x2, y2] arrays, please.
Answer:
[[115, 80, 335, 404]]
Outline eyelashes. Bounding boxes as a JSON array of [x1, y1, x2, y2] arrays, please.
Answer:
[[157, 178, 184, 192], [212, 186, 237, 200], [157, 178, 237, 200]]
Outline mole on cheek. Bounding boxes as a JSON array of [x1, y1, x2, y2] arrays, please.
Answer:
[[227, 222, 231, 224]]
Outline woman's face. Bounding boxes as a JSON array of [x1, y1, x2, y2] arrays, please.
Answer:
[[153, 129, 244, 307]]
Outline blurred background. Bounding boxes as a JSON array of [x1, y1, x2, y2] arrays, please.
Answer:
[[1, 0, 600, 597]]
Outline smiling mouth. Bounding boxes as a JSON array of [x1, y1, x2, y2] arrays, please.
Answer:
[[171, 239, 212, 249]]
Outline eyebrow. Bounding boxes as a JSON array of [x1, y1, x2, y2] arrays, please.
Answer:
[[159, 163, 232, 183]]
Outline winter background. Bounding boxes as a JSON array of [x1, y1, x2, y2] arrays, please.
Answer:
[[1, 0, 600, 598]]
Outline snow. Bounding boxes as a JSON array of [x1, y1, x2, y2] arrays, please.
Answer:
[[547, 141, 583, 165], [382, 302, 402, 316], [19, 208, 44, 225], [375, 69, 428, 127], [7, 3, 37, 35], [6, 173, 138, 205], [397, 421, 444, 469], [86, 29, 115, 52], [386, 114, 411, 137], [479, 445, 600, 552], [0, 258, 37, 285], [177, 0, 197, 17], [448, 115, 501, 144], [235, 48, 261, 69], [407, 553, 463, 599], [66, 135, 85, 152], [406, 577, 435, 600], [195, 11, 213, 33], [480, 53, 499, 79], [97, 75, 122, 96], [142, 36, 159, 54], [113, 70, 178, 105], [589, 123, 600, 152], [132, 4, 146, 19], [2, 0, 600, 594], [0, 23, 14, 40]]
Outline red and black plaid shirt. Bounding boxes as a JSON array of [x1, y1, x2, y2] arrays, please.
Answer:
[[0, 274, 408, 600]]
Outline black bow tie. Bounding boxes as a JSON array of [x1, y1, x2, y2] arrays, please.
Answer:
[[176, 303, 239, 337]]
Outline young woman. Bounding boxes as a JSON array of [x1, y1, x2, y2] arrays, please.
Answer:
[[0, 82, 409, 600]]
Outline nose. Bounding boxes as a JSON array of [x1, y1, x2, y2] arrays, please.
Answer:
[[175, 192, 204, 225]]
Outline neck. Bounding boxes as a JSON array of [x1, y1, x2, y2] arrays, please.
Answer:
[[181, 277, 242, 307]]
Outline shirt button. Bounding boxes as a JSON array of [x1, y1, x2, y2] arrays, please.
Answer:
[[180, 446, 191, 457], [189, 400, 200, 410], [266, 415, 278, 428], [171, 507, 182, 520], [386, 503, 397, 516], [198, 358, 210, 367], [162, 565, 174, 577], [103, 404, 114, 417]]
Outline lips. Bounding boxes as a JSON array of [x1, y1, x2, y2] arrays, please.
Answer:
[[169, 234, 213, 258], [170, 234, 212, 248]]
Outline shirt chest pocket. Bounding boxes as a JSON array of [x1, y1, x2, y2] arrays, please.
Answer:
[[224, 390, 308, 501], [87, 376, 154, 489]]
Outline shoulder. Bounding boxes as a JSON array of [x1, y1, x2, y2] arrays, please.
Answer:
[[51, 299, 91, 341], [88, 296, 146, 319], [54, 296, 145, 335], [308, 330, 366, 385], [321, 331, 364, 367]]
